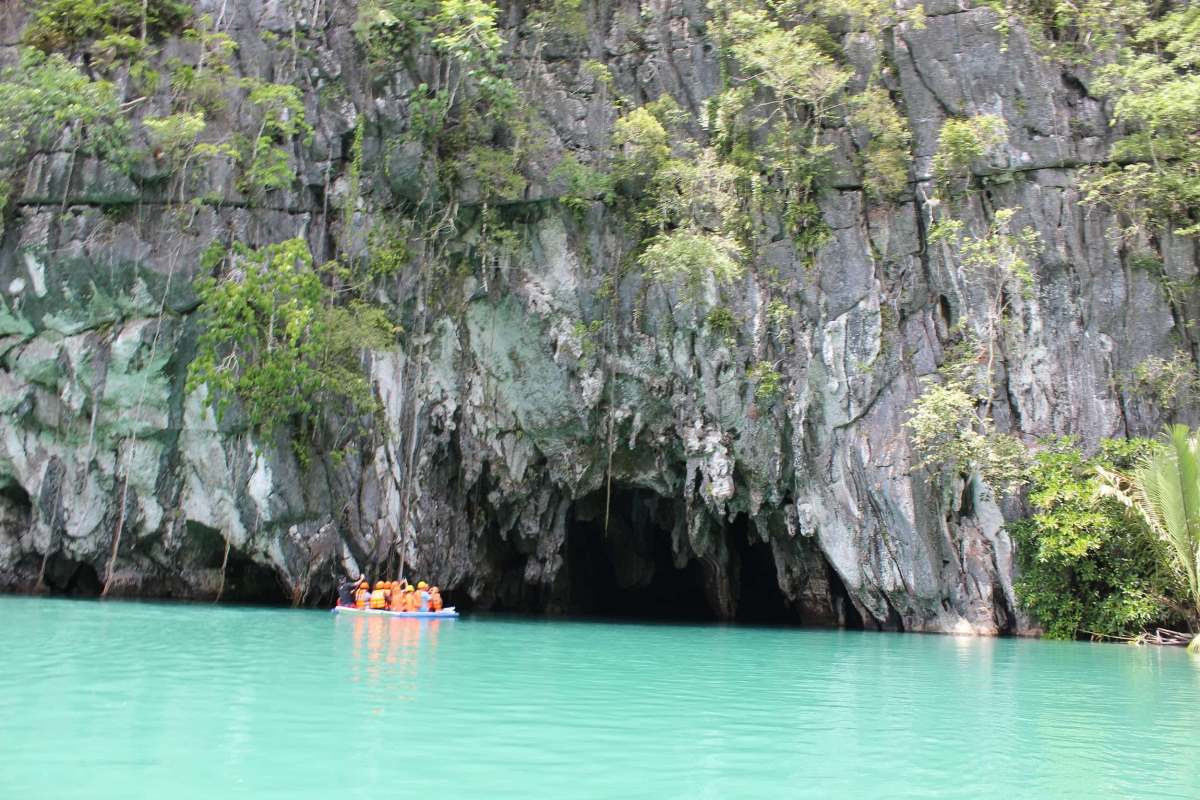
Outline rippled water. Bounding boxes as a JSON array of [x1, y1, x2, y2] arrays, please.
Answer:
[[2, 597, 1198, 798]]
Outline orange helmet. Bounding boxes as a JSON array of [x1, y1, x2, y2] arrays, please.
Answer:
[[374, 581, 386, 590]]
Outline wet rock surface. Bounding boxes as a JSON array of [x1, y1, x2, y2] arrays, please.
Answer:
[[0, 1, 1193, 632]]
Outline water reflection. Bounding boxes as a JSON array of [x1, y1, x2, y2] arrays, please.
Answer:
[[342, 615, 444, 697]]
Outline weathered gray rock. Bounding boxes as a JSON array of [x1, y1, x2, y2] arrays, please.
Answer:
[[0, 2, 1194, 633]]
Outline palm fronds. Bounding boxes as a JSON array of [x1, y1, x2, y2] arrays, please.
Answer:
[[1095, 424, 1200, 632]]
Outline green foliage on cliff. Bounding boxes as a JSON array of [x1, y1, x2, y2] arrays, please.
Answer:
[[710, 0, 916, 203], [526, 0, 588, 39], [150, 16, 313, 200], [0, 49, 132, 213], [748, 360, 784, 402], [237, 82, 314, 196], [708, 1, 845, 240], [23, 0, 191, 53], [143, 112, 206, 165], [1012, 437, 1187, 639], [1096, 425, 1200, 640], [0, 50, 130, 167], [930, 207, 1038, 327], [931, 114, 1007, 194], [608, 99, 752, 302], [356, 0, 529, 206], [907, 209, 1040, 495], [1076, 4, 1200, 237], [549, 153, 613, 216], [188, 239, 396, 441], [638, 231, 745, 300], [607, 0, 917, 305], [1131, 351, 1200, 409], [904, 332, 1029, 494], [612, 106, 672, 183], [849, 87, 913, 199], [9, 9, 316, 205], [169, 17, 239, 113]]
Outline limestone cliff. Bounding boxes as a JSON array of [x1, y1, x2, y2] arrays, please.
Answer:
[[0, 0, 1192, 632]]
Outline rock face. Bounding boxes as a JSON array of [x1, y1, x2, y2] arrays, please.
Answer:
[[0, 1, 1192, 632]]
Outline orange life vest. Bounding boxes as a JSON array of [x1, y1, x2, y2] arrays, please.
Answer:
[[389, 589, 405, 612], [354, 586, 370, 609], [429, 592, 443, 612], [401, 592, 417, 612], [370, 588, 388, 609]]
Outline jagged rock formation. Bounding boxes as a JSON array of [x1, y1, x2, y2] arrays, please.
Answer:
[[0, 0, 1192, 632]]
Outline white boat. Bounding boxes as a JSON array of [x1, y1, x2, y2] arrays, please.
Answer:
[[331, 605, 459, 619]]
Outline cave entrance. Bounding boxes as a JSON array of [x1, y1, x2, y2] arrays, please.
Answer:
[[218, 545, 285, 604], [42, 555, 101, 597], [565, 486, 715, 621], [727, 514, 792, 624], [562, 488, 862, 627], [182, 521, 285, 604]]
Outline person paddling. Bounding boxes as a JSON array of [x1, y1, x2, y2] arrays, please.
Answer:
[[336, 575, 363, 607]]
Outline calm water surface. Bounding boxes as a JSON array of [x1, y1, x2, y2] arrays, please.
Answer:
[[1, 596, 1198, 798]]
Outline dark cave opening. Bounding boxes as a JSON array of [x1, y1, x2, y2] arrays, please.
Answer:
[[183, 520, 230, 568], [0, 481, 32, 515], [183, 521, 284, 603], [561, 486, 866, 628], [565, 486, 715, 621], [727, 514, 793, 624], [218, 545, 286, 604], [564, 489, 819, 624], [42, 555, 101, 597]]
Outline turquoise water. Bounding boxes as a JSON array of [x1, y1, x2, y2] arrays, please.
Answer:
[[1, 597, 1198, 798]]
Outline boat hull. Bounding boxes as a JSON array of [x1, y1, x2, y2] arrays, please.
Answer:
[[331, 605, 459, 619]]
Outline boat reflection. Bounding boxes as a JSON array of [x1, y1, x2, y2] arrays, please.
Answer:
[[342, 615, 444, 694]]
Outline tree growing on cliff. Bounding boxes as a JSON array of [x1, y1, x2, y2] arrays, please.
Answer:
[[609, 100, 750, 304], [1078, 4, 1200, 240], [904, 327, 1028, 494], [905, 208, 1040, 495], [356, 0, 530, 208], [0, 49, 131, 214], [22, 0, 192, 54], [931, 114, 1007, 196], [188, 238, 396, 456]]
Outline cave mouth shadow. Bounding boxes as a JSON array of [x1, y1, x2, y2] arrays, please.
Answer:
[[562, 485, 864, 628], [727, 513, 794, 625], [566, 486, 714, 622], [182, 521, 286, 604]]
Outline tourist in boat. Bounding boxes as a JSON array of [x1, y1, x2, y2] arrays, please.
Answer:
[[428, 586, 443, 612], [401, 584, 418, 611], [388, 581, 405, 612], [370, 581, 390, 609], [415, 581, 431, 612], [354, 579, 371, 609], [336, 575, 364, 607]]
